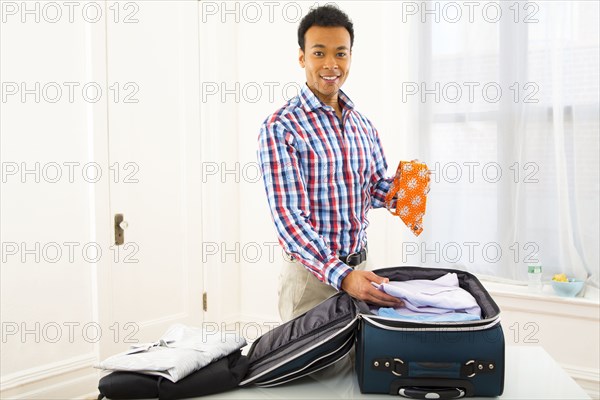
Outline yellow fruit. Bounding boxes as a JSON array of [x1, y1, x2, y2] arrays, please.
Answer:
[[553, 273, 568, 282]]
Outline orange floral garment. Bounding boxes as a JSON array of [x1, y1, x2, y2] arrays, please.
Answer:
[[385, 161, 431, 236]]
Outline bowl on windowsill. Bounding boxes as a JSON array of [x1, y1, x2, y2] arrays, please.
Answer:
[[551, 279, 585, 298]]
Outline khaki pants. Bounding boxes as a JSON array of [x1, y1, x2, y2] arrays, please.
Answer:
[[277, 257, 367, 322]]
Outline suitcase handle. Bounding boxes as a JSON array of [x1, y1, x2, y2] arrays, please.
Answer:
[[398, 386, 465, 399]]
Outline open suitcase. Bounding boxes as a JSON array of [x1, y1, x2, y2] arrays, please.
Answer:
[[355, 267, 504, 398], [241, 266, 504, 398]]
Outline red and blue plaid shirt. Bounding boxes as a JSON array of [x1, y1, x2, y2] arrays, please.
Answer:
[[258, 83, 394, 290]]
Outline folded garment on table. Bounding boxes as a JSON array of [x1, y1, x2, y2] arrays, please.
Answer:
[[95, 323, 247, 382]]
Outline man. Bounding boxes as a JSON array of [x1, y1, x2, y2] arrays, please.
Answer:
[[258, 5, 403, 323]]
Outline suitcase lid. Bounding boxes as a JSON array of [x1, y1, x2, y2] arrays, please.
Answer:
[[240, 291, 359, 387]]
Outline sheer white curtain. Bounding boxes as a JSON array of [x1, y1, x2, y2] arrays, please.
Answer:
[[397, 1, 599, 285]]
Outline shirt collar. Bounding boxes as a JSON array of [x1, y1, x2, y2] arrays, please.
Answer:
[[298, 82, 355, 113]]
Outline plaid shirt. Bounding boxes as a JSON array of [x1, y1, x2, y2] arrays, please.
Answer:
[[258, 83, 393, 290]]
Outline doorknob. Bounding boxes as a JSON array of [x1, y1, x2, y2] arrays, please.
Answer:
[[114, 214, 128, 245]]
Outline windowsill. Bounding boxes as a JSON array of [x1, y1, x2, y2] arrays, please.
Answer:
[[479, 279, 599, 305], [476, 276, 599, 321]]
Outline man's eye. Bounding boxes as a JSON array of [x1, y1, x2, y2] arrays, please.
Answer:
[[337, 53, 347, 57], [314, 52, 323, 57]]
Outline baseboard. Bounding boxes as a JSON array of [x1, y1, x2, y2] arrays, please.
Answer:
[[562, 364, 600, 399], [0, 368, 98, 400], [1, 352, 96, 390]]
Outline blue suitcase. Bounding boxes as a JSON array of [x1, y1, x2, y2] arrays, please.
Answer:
[[241, 266, 504, 398], [355, 267, 505, 398]]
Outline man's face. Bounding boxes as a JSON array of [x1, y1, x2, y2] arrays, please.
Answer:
[[299, 26, 352, 103]]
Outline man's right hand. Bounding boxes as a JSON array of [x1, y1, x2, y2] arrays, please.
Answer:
[[341, 270, 404, 307]]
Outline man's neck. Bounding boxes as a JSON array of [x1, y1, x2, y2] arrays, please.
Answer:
[[319, 95, 339, 109], [312, 89, 341, 112]]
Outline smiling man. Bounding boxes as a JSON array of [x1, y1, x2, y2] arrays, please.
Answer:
[[258, 5, 402, 323]]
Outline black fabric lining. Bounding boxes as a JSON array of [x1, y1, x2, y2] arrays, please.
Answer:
[[246, 292, 357, 365]]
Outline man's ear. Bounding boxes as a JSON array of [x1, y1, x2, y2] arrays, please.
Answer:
[[298, 48, 305, 68]]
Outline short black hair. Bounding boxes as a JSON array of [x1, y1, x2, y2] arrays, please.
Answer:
[[297, 5, 354, 51]]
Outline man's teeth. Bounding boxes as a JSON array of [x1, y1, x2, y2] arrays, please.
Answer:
[[322, 76, 338, 80]]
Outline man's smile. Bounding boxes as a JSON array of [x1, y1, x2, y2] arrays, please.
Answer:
[[321, 75, 340, 84]]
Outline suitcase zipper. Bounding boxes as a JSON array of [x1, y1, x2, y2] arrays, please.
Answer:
[[361, 315, 501, 332]]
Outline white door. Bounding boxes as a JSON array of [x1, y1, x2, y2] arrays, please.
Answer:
[[98, 0, 203, 357]]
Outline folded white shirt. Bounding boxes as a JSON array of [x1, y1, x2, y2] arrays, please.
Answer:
[[95, 323, 247, 382], [372, 272, 481, 317]]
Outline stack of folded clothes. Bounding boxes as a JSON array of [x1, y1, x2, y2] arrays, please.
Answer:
[[96, 323, 249, 400], [370, 272, 482, 322]]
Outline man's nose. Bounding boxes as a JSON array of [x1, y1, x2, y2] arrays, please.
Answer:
[[323, 55, 338, 69]]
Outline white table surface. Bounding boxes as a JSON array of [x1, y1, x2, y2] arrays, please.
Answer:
[[201, 346, 590, 399]]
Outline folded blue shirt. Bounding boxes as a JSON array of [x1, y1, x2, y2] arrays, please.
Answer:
[[377, 307, 481, 322]]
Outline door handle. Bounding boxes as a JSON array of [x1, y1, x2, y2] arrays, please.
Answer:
[[114, 213, 128, 245]]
